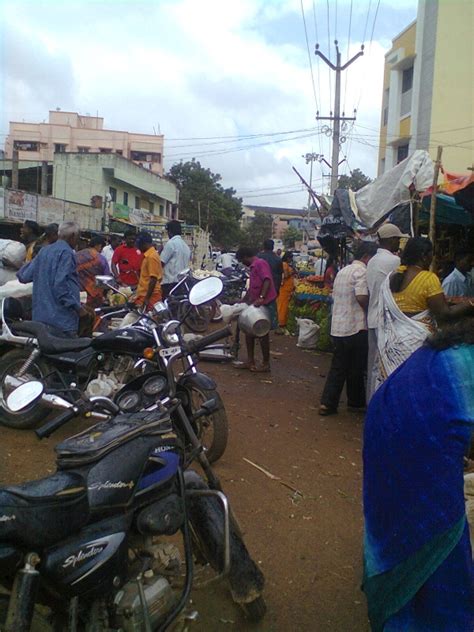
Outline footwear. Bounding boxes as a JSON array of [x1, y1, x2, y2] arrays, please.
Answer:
[[347, 405, 367, 413], [250, 364, 271, 373], [318, 404, 337, 416], [232, 361, 256, 371]]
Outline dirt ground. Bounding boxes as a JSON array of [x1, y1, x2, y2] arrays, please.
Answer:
[[0, 334, 369, 631]]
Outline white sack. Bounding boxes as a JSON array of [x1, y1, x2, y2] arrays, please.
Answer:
[[355, 150, 434, 228], [296, 318, 320, 349], [220, 302, 248, 324], [0, 279, 33, 299]]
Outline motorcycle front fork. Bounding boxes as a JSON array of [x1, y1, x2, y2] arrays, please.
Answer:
[[5, 553, 40, 632]]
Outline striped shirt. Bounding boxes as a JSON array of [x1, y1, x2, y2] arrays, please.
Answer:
[[331, 260, 368, 337]]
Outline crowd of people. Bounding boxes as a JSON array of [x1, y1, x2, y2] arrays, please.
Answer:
[[13, 219, 191, 336]]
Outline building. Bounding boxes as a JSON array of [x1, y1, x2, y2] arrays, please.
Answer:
[[241, 204, 319, 239], [378, 0, 473, 175], [4, 110, 164, 175]]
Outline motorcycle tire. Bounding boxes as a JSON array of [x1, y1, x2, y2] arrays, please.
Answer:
[[0, 349, 49, 429], [189, 386, 228, 463], [240, 595, 267, 621], [183, 304, 212, 333]]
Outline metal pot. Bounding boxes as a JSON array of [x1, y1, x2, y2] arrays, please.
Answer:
[[238, 305, 271, 337]]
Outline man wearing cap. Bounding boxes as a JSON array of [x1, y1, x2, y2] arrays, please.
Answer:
[[366, 223, 406, 401], [134, 231, 163, 310]]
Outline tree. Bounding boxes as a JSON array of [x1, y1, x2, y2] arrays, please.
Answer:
[[282, 226, 303, 249], [337, 168, 371, 191], [240, 212, 273, 249], [167, 159, 243, 249]]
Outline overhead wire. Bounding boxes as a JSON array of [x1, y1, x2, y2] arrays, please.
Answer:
[[300, 0, 320, 115], [312, 0, 325, 161]]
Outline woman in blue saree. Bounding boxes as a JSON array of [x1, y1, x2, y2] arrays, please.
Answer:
[[363, 318, 474, 631]]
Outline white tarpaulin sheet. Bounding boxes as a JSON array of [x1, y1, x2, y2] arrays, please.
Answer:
[[355, 150, 434, 228]]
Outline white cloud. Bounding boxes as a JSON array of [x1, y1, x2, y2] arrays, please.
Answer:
[[0, 0, 416, 208]]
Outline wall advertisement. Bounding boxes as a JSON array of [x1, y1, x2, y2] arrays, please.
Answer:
[[7, 189, 38, 222]]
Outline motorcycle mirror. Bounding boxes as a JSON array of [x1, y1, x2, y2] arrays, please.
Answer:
[[153, 301, 168, 314], [96, 275, 115, 288], [7, 381, 44, 412], [188, 277, 223, 306]]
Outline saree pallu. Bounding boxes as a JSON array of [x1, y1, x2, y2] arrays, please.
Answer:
[[363, 344, 474, 631], [370, 275, 435, 395], [76, 248, 106, 308], [276, 263, 295, 327]]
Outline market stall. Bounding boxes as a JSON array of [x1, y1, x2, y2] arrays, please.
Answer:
[[287, 261, 332, 351]]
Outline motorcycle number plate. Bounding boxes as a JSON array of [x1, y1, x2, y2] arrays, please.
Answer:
[[159, 347, 180, 358]]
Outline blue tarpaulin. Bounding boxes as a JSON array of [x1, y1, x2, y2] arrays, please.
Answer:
[[421, 193, 473, 226]]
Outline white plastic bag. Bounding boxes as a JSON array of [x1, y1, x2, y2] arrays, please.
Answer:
[[296, 318, 320, 349]]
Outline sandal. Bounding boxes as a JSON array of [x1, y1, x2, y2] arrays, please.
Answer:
[[318, 405, 337, 416], [232, 361, 256, 371], [250, 364, 271, 373]]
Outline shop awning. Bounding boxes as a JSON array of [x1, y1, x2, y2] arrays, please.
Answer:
[[420, 193, 473, 226]]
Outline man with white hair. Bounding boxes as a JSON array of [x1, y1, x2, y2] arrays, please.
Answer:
[[18, 221, 82, 335]]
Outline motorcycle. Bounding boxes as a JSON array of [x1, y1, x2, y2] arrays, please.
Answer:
[[0, 279, 230, 463], [0, 377, 266, 631]]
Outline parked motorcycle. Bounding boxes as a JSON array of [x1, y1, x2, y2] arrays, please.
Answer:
[[0, 377, 266, 631], [0, 278, 230, 463]]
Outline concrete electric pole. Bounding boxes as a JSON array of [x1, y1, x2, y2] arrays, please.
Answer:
[[315, 41, 364, 194]]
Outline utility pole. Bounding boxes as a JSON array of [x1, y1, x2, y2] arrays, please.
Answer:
[[315, 41, 364, 194]]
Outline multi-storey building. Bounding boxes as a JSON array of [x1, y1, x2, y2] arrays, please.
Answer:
[[378, 0, 473, 175], [4, 110, 164, 175]]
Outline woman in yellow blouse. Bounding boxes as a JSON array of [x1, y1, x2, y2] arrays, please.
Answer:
[[372, 238, 474, 393]]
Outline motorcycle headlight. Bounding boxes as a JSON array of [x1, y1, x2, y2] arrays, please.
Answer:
[[161, 320, 181, 346]]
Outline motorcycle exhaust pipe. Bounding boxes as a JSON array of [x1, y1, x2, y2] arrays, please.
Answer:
[[4, 376, 109, 421]]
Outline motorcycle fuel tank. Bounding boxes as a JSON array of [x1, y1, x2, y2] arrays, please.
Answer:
[[92, 327, 154, 355]]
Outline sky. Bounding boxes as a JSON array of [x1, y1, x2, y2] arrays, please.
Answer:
[[0, 0, 418, 209]]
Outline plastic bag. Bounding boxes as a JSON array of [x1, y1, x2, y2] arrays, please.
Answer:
[[296, 318, 320, 349]]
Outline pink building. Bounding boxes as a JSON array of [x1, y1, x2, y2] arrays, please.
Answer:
[[4, 110, 164, 175]]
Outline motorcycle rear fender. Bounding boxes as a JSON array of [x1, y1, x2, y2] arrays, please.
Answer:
[[178, 372, 216, 391]]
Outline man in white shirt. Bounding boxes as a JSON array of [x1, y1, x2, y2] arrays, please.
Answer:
[[160, 221, 191, 298], [102, 234, 121, 268], [442, 249, 472, 297], [366, 223, 406, 401], [217, 250, 235, 272], [319, 241, 377, 416]]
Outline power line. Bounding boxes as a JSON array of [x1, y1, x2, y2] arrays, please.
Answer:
[[343, 0, 353, 115], [362, 0, 373, 43], [300, 0, 320, 114]]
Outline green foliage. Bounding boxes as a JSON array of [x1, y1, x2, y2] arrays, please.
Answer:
[[282, 226, 303, 249], [240, 212, 273, 249], [167, 159, 243, 249], [337, 168, 371, 192]]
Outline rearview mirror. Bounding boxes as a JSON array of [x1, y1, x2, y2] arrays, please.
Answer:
[[7, 381, 44, 412], [189, 277, 223, 306]]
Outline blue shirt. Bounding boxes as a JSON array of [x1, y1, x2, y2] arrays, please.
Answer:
[[442, 267, 468, 297], [17, 240, 81, 334], [160, 235, 191, 284]]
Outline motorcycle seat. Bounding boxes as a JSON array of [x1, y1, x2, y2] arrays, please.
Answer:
[[10, 320, 92, 354], [0, 472, 89, 548]]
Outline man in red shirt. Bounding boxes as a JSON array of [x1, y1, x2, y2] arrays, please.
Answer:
[[234, 246, 277, 373], [111, 230, 143, 288]]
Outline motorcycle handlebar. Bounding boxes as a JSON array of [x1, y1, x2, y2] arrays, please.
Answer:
[[183, 326, 232, 355], [35, 407, 79, 440]]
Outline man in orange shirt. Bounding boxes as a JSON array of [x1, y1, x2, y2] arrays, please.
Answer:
[[134, 232, 163, 310]]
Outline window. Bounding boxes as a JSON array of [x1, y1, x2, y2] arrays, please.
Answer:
[[402, 66, 413, 93], [54, 143, 67, 153], [159, 204, 165, 217], [130, 150, 162, 163], [397, 144, 409, 163], [383, 107, 388, 126], [78, 146, 90, 153], [149, 202, 154, 214], [99, 147, 112, 154], [123, 191, 129, 206], [116, 149, 123, 155], [13, 140, 39, 151], [135, 196, 141, 209], [109, 187, 117, 202]]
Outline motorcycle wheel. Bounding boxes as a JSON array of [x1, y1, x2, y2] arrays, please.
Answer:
[[0, 349, 49, 429], [240, 596, 267, 621], [189, 386, 228, 463], [183, 304, 212, 333]]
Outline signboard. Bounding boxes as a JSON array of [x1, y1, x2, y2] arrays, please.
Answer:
[[38, 196, 65, 225], [7, 190, 37, 222], [113, 202, 130, 220]]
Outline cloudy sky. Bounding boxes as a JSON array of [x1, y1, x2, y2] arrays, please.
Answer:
[[0, 0, 417, 208]]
